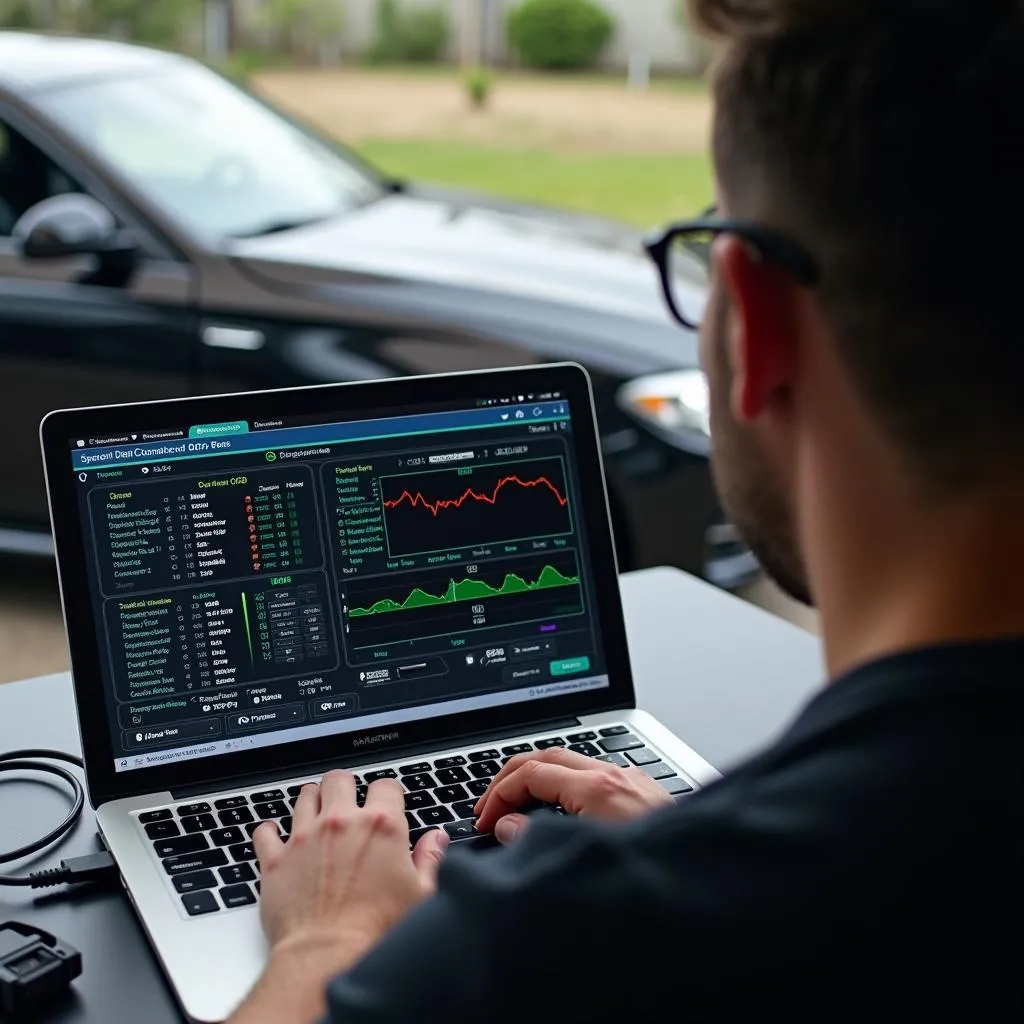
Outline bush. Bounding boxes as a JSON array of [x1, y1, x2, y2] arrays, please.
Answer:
[[369, 0, 451, 64], [507, 0, 614, 71], [464, 67, 493, 109]]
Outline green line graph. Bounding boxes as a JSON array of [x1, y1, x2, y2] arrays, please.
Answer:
[[348, 565, 579, 618]]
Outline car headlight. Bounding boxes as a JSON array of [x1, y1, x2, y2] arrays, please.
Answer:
[[617, 370, 711, 456]]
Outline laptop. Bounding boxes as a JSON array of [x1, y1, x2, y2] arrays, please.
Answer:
[[40, 363, 720, 1022]]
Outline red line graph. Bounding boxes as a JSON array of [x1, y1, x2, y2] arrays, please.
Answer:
[[384, 475, 569, 518]]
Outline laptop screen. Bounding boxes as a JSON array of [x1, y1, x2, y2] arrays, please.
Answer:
[[63, 383, 613, 774]]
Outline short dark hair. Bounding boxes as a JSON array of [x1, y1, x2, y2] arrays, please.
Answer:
[[689, 0, 1024, 493]]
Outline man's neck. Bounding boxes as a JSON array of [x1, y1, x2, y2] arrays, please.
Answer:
[[809, 481, 1024, 680]]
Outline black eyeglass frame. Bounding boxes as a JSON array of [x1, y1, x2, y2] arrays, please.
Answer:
[[645, 216, 821, 330]]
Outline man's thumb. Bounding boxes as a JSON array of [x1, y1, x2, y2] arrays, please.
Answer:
[[412, 827, 450, 887]]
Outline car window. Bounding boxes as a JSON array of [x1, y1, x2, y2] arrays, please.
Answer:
[[0, 117, 81, 237], [36, 62, 384, 242]]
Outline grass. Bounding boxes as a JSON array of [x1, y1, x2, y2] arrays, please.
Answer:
[[354, 139, 713, 227]]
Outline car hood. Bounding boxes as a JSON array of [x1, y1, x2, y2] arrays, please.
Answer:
[[226, 188, 702, 369]]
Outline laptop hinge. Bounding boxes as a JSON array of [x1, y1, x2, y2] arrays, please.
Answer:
[[170, 715, 582, 800]]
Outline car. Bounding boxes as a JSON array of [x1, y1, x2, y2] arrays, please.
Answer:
[[0, 32, 757, 588]]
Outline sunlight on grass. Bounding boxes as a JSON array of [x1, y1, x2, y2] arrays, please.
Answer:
[[355, 140, 713, 227]]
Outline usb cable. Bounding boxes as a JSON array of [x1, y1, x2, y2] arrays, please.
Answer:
[[0, 750, 116, 889]]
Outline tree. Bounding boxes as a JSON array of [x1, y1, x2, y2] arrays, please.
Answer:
[[259, 0, 347, 64]]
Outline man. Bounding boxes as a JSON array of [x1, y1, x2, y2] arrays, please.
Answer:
[[231, 2, 1022, 1019]]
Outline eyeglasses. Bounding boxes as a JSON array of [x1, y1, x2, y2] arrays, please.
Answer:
[[644, 210, 821, 330]]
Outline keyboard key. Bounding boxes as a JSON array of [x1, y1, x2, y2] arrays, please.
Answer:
[[405, 791, 436, 811], [598, 734, 643, 753], [229, 842, 257, 863], [566, 731, 597, 743], [466, 778, 491, 797], [403, 773, 435, 792], [409, 826, 440, 846], [535, 737, 566, 749], [251, 790, 285, 803], [245, 821, 263, 837], [406, 812, 419, 830], [365, 768, 398, 782], [139, 809, 173, 824], [434, 784, 470, 805], [444, 819, 478, 840], [356, 784, 368, 806], [501, 743, 533, 756], [596, 753, 629, 768], [255, 801, 289, 820], [162, 849, 228, 876], [219, 807, 254, 827], [172, 869, 217, 894], [154, 834, 210, 859], [181, 890, 219, 917], [289, 797, 299, 809], [419, 805, 455, 826], [219, 862, 257, 886], [280, 816, 293, 835], [210, 827, 245, 847], [599, 725, 629, 737], [181, 813, 217, 834], [145, 820, 181, 840], [658, 777, 694, 796], [214, 796, 248, 810], [286, 785, 307, 797], [176, 802, 212, 817], [434, 766, 470, 786], [641, 762, 677, 781], [469, 760, 501, 779], [453, 800, 477, 820], [433, 756, 467, 769], [220, 883, 257, 909], [569, 742, 601, 758], [626, 747, 661, 767], [468, 749, 500, 762], [399, 762, 432, 776]]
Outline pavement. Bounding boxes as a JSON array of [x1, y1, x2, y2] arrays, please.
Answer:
[[0, 560, 818, 686]]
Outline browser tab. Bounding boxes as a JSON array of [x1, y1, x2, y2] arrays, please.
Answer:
[[188, 421, 249, 439]]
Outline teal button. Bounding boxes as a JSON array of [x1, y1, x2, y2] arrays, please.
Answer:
[[189, 421, 248, 439], [550, 657, 591, 677]]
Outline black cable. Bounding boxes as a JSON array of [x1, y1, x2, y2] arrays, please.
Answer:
[[0, 749, 116, 889]]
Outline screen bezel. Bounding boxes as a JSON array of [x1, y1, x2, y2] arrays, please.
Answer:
[[41, 364, 635, 806]]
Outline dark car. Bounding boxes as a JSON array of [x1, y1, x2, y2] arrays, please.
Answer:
[[0, 32, 756, 587]]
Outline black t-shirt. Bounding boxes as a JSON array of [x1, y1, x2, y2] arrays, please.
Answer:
[[325, 639, 1023, 1019]]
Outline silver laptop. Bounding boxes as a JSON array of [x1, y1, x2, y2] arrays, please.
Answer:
[[40, 364, 719, 1022]]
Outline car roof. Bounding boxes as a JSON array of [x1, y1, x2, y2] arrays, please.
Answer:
[[0, 31, 183, 93]]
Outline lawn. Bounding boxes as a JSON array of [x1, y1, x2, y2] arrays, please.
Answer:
[[355, 139, 713, 227]]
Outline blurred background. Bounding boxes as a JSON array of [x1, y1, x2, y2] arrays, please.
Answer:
[[0, 0, 815, 684]]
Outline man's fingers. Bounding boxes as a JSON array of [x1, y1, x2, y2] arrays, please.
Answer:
[[363, 777, 406, 819], [494, 813, 529, 845], [475, 761, 593, 833], [411, 828, 450, 888], [318, 769, 357, 811], [291, 782, 320, 830], [252, 820, 284, 865], [474, 747, 602, 818]]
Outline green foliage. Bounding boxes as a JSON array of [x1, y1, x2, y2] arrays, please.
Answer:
[[369, 0, 450, 64], [260, 0, 346, 56], [464, 66, 493, 109], [0, 0, 42, 29], [507, 0, 614, 71], [70, 0, 203, 48]]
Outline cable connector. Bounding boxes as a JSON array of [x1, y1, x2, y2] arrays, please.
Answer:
[[28, 853, 117, 890]]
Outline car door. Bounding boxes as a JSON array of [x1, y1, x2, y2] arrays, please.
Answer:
[[0, 107, 198, 535]]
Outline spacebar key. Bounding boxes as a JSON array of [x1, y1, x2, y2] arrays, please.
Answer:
[[162, 849, 229, 875]]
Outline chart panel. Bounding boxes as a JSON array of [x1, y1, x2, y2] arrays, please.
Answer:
[[343, 552, 584, 650], [380, 457, 573, 557]]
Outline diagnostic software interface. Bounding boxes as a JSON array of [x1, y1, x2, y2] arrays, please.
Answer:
[[67, 388, 611, 772]]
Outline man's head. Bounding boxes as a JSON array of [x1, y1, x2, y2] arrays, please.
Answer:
[[688, 0, 1024, 607]]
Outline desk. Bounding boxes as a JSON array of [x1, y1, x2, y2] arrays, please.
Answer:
[[0, 568, 821, 1023]]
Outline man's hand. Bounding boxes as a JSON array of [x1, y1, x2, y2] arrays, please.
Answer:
[[474, 747, 674, 843], [228, 771, 448, 1024]]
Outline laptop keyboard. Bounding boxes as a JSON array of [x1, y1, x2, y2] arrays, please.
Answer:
[[135, 725, 695, 918]]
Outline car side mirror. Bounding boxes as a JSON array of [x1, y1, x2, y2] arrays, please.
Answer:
[[13, 194, 138, 261]]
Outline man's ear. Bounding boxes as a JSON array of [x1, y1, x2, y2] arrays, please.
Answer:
[[714, 235, 799, 424]]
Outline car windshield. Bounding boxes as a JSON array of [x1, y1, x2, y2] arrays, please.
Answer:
[[37, 63, 383, 240]]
